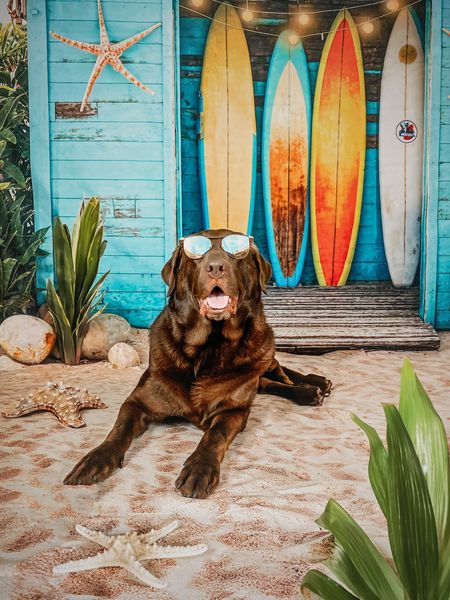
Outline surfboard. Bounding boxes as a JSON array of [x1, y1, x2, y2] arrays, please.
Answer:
[[262, 31, 311, 287], [379, 8, 424, 287], [198, 3, 256, 234], [310, 9, 366, 287]]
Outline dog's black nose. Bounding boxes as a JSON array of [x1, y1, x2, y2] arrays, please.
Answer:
[[207, 260, 225, 278]]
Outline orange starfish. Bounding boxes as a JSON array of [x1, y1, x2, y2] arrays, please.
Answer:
[[49, 0, 161, 112], [1, 381, 107, 428]]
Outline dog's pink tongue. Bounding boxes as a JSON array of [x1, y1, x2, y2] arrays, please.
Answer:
[[206, 294, 229, 310]]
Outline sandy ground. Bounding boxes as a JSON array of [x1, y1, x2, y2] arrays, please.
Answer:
[[0, 330, 449, 600]]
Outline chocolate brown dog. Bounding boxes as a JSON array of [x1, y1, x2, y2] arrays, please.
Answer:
[[64, 230, 331, 498]]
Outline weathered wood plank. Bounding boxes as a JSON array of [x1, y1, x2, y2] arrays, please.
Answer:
[[52, 160, 163, 181], [48, 41, 162, 64], [262, 285, 439, 352], [51, 140, 163, 161], [52, 179, 163, 199], [49, 83, 163, 103], [50, 121, 163, 142], [47, 4, 162, 22]]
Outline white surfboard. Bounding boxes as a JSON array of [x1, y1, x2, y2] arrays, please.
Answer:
[[379, 8, 424, 287]]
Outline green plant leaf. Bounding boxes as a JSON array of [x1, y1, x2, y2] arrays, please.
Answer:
[[5, 269, 32, 295], [0, 95, 19, 130], [301, 569, 358, 600], [46, 280, 76, 365], [352, 414, 389, 519], [0, 127, 16, 144], [0, 139, 6, 156], [73, 198, 100, 301], [2, 256, 17, 291], [0, 181, 10, 189], [3, 160, 26, 187], [316, 499, 403, 600], [326, 542, 380, 600], [53, 217, 75, 324], [384, 403, 439, 600], [18, 236, 45, 266], [399, 359, 449, 551], [78, 224, 105, 308]]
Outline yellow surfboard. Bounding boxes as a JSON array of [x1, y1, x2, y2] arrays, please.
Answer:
[[199, 3, 257, 233], [310, 9, 366, 286]]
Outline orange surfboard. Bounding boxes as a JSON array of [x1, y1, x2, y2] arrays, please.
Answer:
[[310, 9, 366, 286]]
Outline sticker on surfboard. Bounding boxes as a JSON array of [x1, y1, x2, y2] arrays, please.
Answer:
[[396, 120, 418, 143]]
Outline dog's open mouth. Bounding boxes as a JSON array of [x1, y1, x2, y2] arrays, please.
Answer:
[[199, 286, 238, 319]]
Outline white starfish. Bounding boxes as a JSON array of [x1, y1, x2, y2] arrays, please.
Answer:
[[53, 521, 207, 589]]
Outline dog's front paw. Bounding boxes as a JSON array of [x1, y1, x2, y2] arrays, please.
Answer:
[[305, 374, 332, 397], [289, 383, 325, 406], [175, 455, 220, 499], [64, 442, 122, 485]]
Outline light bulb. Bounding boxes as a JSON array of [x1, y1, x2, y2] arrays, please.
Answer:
[[362, 21, 374, 34], [298, 13, 310, 26], [386, 0, 400, 10], [191, 0, 203, 7], [241, 9, 253, 22], [288, 32, 300, 45]]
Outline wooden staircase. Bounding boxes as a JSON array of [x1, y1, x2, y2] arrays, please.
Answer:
[[263, 283, 440, 354]]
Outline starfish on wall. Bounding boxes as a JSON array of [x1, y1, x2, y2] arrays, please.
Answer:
[[1, 381, 107, 428], [53, 521, 208, 589], [49, 0, 161, 111]]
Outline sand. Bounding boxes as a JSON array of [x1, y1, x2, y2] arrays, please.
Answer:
[[0, 329, 449, 599]]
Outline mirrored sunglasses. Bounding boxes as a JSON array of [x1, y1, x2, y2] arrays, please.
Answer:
[[181, 234, 253, 260]]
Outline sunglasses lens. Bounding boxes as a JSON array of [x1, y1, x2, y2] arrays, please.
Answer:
[[183, 235, 212, 258], [222, 234, 250, 257]]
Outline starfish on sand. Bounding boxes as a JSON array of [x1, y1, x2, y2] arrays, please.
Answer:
[[1, 381, 107, 428], [49, 0, 161, 111], [53, 521, 208, 589]]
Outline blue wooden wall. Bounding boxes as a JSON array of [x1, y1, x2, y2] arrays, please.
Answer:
[[436, 2, 450, 328], [29, 0, 176, 328], [179, 13, 391, 284]]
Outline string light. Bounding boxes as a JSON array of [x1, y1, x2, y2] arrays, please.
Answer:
[[288, 32, 300, 45], [206, 0, 392, 16], [191, 0, 204, 7], [298, 13, 310, 26], [180, 0, 423, 40], [386, 0, 400, 9], [241, 0, 253, 22]]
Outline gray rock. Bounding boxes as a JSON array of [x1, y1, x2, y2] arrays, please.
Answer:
[[81, 314, 131, 360], [108, 342, 140, 369], [0, 315, 56, 365]]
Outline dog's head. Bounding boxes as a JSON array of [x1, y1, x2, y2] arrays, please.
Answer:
[[162, 229, 272, 321]]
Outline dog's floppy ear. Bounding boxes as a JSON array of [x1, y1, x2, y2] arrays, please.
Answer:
[[252, 247, 272, 293], [161, 245, 183, 296]]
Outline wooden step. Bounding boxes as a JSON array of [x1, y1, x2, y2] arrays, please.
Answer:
[[263, 283, 440, 353]]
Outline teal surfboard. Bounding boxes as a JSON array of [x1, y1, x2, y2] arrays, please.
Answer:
[[262, 31, 311, 286]]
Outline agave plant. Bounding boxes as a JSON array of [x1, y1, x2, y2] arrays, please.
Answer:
[[46, 197, 109, 365], [301, 359, 449, 600]]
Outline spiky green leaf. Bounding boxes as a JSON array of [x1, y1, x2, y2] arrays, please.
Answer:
[[384, 403, 439, 600], [46, 280, 76, 365], [52, 217, 75, 324], [316, 499, 403, 600], [399, 359, 449, 551], [326, 542, 380, 600], [301, 569, 358, 600], [352, 414, 389, 519]]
